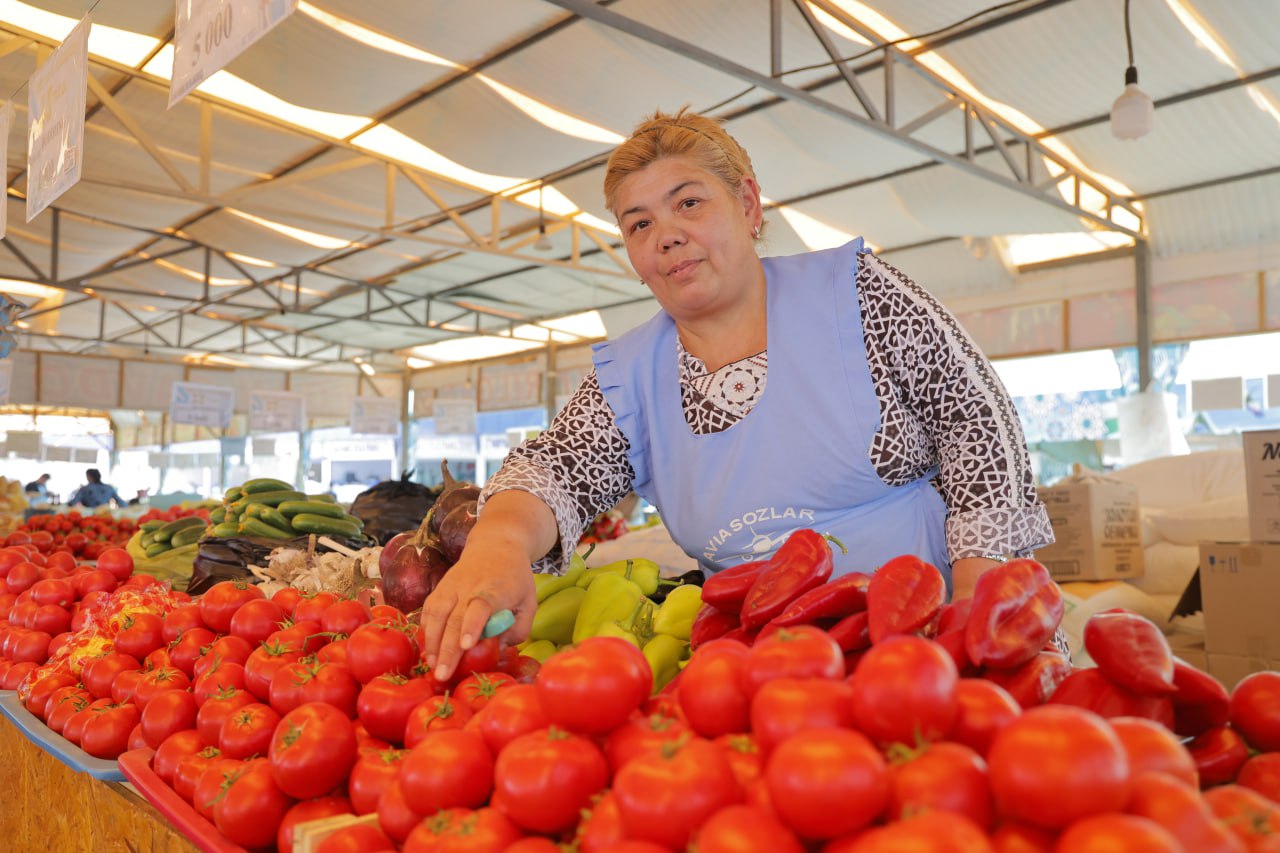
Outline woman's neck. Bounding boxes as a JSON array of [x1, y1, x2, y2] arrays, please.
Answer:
[[676, 281, 768, 372]]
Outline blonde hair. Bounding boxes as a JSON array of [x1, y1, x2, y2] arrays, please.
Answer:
[[603, 108, 758, 218]]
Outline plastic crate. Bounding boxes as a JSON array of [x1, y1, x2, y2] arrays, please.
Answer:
[[0, 693, 125, 781], [118, 748, 248, 853]]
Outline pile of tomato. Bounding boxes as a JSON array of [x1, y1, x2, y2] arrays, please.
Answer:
[[9, 507, 211, 561]]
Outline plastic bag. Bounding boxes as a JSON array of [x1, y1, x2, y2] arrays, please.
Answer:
[[125, 530, 199, 592], [349, 471, 440, 545]]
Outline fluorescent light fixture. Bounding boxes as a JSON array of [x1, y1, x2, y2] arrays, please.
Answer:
[[226, 208, 355, 250], [539, 310, 607, 340], [152, 258, 247, 286], [0, 279, 62, 300], [476, 77, 623, 144], [512, 185, 580, 218], [0, 0, 159, 65], [573, 212, 620, 236], [1164, 0, 1280, 129], [227, 252, 280, 268], [406, 356, 434, 369], [353, 125, 524, 194], [992, 349, 1123, 397], [777, 206, 855, 251], [1004, 232, 1133, 267], [808, 5, 873, 45], [296, 2, 459, 68], [408, 336, 543, 364]]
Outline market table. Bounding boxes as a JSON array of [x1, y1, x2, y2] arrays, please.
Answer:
[[0, 713, 198, 853]]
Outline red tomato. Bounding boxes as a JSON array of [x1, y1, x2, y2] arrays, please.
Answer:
[[271, 586, 303, 617], [192, 756, 244, 820], [293, 591, 341, 625], [947, 677, 1021, 757], [29, 604, 71, 636], [82, 652, 142, 699], [1110, 716, 1199, 788], [269, 620, 329, 655], [369, 604, 405, 625], [398, 728, 494, 815], [603, 707, 690, 775], [269, 702, 358, 799], [133, 666, 192, 711], [44, 551, 77, 573], [46, 690, 91, 733], [1126, 770, 1245, 853], [43, 683, 88, 723], [402, 807, 520, 853], [678, 639, 750, 738], [28, 530, 54, 552], [715, 733, 764, 791], [470, 683, 550, 756], [271, 658, 361, 718], [29, 578, 74, 607], [1204, 784, 1280, 848], [830, 810, 991, 852], [113, 612, 166, 660], [161, 604, 207, 643], [316, 822, 393, 853], [96, 548, 134, 582], [277, 796, 354, 853], [72, 569, 117, 598], [765, 728, 886, 840], [154, 732, 210, 785], [229, 597, 287, 646], [849, 635, 958, 746], [376, 779, 421, 844], [62, 696, 113, 745], [140, 689, 199, 750], [613, 736, 743, 848], [493, 727, 609, 834], [320, 599, 372, 636], [349, 748, 405, 815], [213, 758, 294, 849], [111, 668, 147, 705], [692, 804, 804, 853], [80, 702, 142, 759], [450, 636, 502, 685], [316, 638, 350, 667], [403, 694, 474, 747], [197, 686, 256, 744], [143, 646, 172, 673], [25, 671, 78, 719], [346, 622, 420, 684], [168, 627, 218, 678], [244, 640, 305, 701], [1239, 752, 1280, 804], [218, 702, 281, 760], [506, 839, 562, 853], [536, 637, 652, 735], [193, 661, 248, 705], [749, 677, 853, 754], [199, 580, 266, 634], [887, 741, 993, 829], [1229, 671, 1280, 753], [193, 635, 255, 680], [1, 660, 37, 689], [987, 705, 1131, 830], [1054, 813, 1182, 852], [452, 672, 515, 713], [743, 626, 844, 697], [357, 673, 439, 743], [6, 561, 41, 594]]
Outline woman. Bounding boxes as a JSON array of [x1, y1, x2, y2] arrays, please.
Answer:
[[420, 109, 1053, 680]]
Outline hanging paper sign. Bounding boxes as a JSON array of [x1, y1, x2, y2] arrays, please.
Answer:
[[433, 398, 477, 435], [249, 389, 305, 432], [170, 0, 299, 107], [0, 360, 12, 404], [350, 396, 400, 435], [170, 381, 235, 428], [26, 14, 90, 221]]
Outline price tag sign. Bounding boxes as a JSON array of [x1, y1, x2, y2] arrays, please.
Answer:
[[433, 398, 477, 435], [170, 0, 299, 107], [170, 381, 235, 428], [249, 389, 305, 432], [26, 14, 89, 221], [350, 396, 400, 435]]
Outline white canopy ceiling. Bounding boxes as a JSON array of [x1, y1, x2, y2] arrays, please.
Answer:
[[0, 0, 1276, 375]]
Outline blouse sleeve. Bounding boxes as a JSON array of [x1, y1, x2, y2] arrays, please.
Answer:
[[478, 370, 637, 573], [856, 252, 1054, 559]]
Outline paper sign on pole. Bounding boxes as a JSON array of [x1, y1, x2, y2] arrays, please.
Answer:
[[26, 14, 90, 221], [0, 360, 12, 404], [249, 389, 305, 432], [433, 398, 477, 435], [350, 396, 400, 435], [170, 0, 299, 107], [170, 381, 235, 428]]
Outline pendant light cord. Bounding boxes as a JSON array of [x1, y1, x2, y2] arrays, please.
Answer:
[[1124, 0, 1135, 68]]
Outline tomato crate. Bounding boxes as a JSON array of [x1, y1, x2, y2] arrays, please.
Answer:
[[0, 693, 125, 781], [118, 748, 248, 853]]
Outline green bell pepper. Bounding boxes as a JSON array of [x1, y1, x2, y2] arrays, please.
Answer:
[[652, 584, 703, 641], [534, 561, 587, 604], [643, 633, 686, 693], [572, 572, 645, 644], [530, 586, 587, 645], [577, 558, 666, 597]]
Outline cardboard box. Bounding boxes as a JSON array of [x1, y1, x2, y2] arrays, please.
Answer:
[[1199, 541, 1280, 659], [1207, 652, 1278, 691], [1035, 477, 1144, 581], [1166, 632, 1208, 673], [1243, 429, 1280, 541]]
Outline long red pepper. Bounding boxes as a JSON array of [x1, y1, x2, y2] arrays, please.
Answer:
[[865, 555, 945, 644], [700, 560, 769, 611], [1169, 659, 1230, 737], [770, 572, 872, 628], [739, 530, 839, 630], [964, 559, 1063, 670], [689, 605, 739, 649], [826, 610, 871, 653], [982, 650, 1072, 709], [1082, 609, 1175, 696]]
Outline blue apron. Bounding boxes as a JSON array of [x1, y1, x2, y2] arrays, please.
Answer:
[[592, 239, 951, 581]]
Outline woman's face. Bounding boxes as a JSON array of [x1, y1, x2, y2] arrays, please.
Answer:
[[615, 157, 763, 324]]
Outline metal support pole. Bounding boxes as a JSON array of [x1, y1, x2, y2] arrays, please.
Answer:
[[1135, 238, 1153, 391], [50, 209, 60, 281]]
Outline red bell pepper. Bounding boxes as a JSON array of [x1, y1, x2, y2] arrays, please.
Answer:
[[934, 629, 977, 676], [770, 572, 871, 628], [826, 610, 870, 653], [701, 560, 768, 611], [739, 530, 839, 630], [689, 605, 739, 649], [1046, 667, 1175, 727], [982, 650, 1072, 709], [935, 598, 973, 636], [964, 559, 1063, 670], [866, 554, 946, 644], [1170, 658, 1230, 738], [1188, 726, 1250, 787], [1083, 609, 1175, 696]]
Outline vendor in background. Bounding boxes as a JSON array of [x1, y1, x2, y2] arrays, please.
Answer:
[[420, 109, 1053, 680], [23, 473, 51, 501], [67, 468, 124, 509]]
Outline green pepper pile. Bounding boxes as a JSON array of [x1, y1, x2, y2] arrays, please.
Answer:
[[207, 478, 366, 541], [520, 553, 702, 693]]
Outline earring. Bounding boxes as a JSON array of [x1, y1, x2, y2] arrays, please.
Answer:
[[752, 225, 761, 239]]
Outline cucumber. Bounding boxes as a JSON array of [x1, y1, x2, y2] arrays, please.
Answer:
[[231, 490, 306, 512], [289, 513, 362, 538], [224, 486, 243, 503], [170, 524, 207, 548], [209, 506, 226, 524], [245, 503, 291, 531], [145, 542, 170, 558], [239, 517, 294, 539], [242, 477, 294, 494], [139, 531, 156, 549], [140, 519, 167, 532], [212, 522, 240, 538], [278, 500, 346, 519], [306, 493, 338, 503], [154, 515, 208, 544]]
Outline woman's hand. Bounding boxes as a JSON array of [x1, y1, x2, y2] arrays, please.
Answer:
[[950, 556, 1004, 601], [418, 490, 557, 682]]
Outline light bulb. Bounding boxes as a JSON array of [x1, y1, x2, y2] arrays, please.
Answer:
[[533, 228, 553, 252], [1111, 66, 1154, 140]]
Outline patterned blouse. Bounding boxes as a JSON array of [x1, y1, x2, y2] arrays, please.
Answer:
[[481, 251, 1054, 572]]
